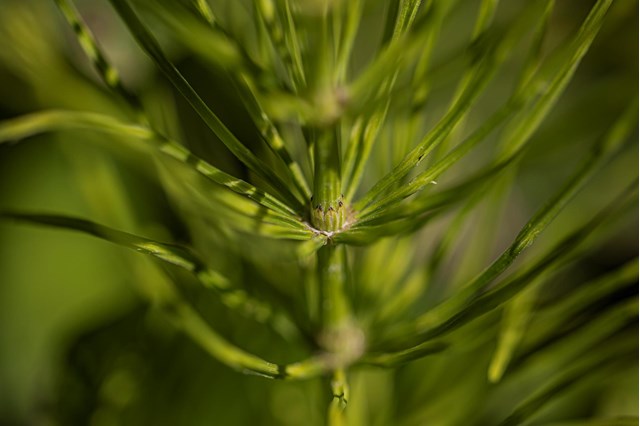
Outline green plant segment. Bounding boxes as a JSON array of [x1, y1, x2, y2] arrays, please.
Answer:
[[0, 0, 637, 424]]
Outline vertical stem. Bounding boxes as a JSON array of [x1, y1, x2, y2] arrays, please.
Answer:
[[317, 244, 350, 329], [308, 8, 358, 424], [312, 129, 345, 231], [327, 368, 349, 425], [316, 244, 361, 425]]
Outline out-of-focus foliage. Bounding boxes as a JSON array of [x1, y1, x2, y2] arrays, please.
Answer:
[[0, 0, 637, 425]]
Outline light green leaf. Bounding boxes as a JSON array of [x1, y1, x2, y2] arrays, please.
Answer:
[[108, 0, 303, 211]]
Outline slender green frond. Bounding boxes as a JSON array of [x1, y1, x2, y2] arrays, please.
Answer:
[[380, 180, 636, 351], [473, 0, 500, 38], [165, 301, 334, 380], [0, 109, 152, 140], [523, 261, 638, 349], [516, 298, 638, 379], [494, 0, 614, 161], [513, 0, 555, 93], [54, 0, 145, 120], [498, 336, 637, 426], [357, 0, 611, 218], [253, 0, 305, 91], [342, 105, 389, 203], [357, 97, 521, 221], [391, 0, 424, 41], [107, 0, 303, 211], [409, 137, 634, 339], [192, 0, 215, 25], [334, 0, 362, 84], [0, 211, 303, 337], [140, 1, 243, 69], [151, 0, 311, 201], [488, 277, 542, 383], [354, 3, 539, 212], [0, 110, 306, 222], [235, 78, 312, 200], [359, 341, 448, 368], [281, 0, 306, 90]]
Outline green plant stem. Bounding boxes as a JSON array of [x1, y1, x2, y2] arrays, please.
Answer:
[[317, 245, 351, 330], [315, 243, 361, 426], [312, 129, 346, 231], [327, 368, 349, 426]]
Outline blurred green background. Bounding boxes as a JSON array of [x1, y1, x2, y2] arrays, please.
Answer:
[[0, 0, 637, 425]]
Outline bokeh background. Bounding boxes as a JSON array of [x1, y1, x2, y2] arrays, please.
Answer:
[[0, 0, 637, 425]]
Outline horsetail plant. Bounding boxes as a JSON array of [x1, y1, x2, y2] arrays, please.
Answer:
[[0, 0, 637, 424]]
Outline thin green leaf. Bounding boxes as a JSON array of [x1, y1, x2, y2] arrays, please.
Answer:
[[358, 0, 608, 221], [253, 0, 304, 91], [514, 298, 638, 379], [359, 341, 448, 368], [412, 154, 633, 339], [357, 97, 521, 221], [334, 0, 362, 84], [107, 0, 303, 211], [522, 261, 638, 352], [192, 0, 215, 25], [354, 1, 543, 212], [281, 0, 306, 90], [349, 0, 438, 105], [379, 180, 636, 351], [513, 0, 555, 94], [544, 260, 638, 321], [165, 301, 335, 379], [149, 0, 312, 201], [157, 158, 313, 241], [0, 211, 304, 337], [342, 104, 389, 203], [498, 334, 637, 426], [488, 277, 542, 383], [54, 0, 145, 120], [391, 0, 424, 41], [493, 0, 614, 161], [0, 110, 306, 223], [140, 1, 244, 69], [372, 95, 637, 335], [473, 0, 500, 38]]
